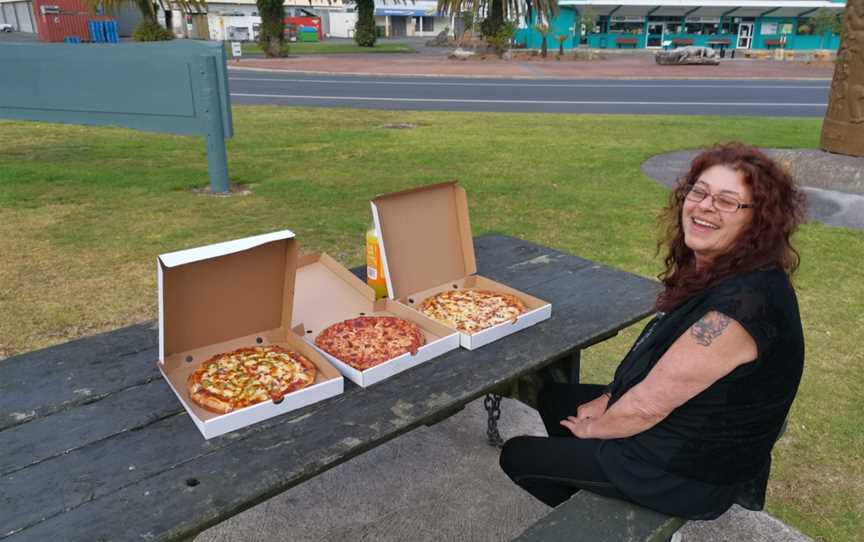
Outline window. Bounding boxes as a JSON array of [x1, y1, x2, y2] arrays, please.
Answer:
[[684, 22, 719, 35], [415, 16, 433, 32], [608, 21, 643, 33]]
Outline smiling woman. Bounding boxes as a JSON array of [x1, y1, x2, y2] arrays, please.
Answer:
[[500, 143, 810, 522]]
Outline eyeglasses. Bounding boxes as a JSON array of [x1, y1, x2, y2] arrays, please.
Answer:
[[685, 184, 755, 214]]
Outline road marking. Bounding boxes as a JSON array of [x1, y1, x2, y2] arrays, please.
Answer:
[[231, 92, 827, 107], [230, 77, 829, 90]]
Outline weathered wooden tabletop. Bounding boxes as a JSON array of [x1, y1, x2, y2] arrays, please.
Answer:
[[0, 235, 661, 542]]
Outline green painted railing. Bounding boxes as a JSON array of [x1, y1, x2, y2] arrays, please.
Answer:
[[0, 40, 234, 192]]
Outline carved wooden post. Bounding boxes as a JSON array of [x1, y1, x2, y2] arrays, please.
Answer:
[[821, 0, 864, 157]]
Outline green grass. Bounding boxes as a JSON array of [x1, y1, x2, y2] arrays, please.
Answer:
[[236, 41, 416, 55], [1, 109, 861, 542]]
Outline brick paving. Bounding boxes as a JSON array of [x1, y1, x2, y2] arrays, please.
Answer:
[[235, 48, 835, 80]]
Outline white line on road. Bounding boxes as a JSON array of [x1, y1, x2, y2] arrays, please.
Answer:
[[229, 77, 829, 90], [231, 92, 827, 107]]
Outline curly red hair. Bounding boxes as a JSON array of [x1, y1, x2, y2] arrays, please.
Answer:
[[656, 143, 806, 312]]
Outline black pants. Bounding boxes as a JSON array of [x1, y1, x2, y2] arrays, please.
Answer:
[[499, 383, 630, 507]]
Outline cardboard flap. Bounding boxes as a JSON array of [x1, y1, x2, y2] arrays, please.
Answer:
[[292, 253, 378, 335], [371, 182, 476, 299], [159, 234, 298, 358]]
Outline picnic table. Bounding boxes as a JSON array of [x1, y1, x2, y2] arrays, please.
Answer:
[[0, 234, 660, 542]]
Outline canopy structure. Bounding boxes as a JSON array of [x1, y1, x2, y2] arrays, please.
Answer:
[[559, 0, 846, 17]]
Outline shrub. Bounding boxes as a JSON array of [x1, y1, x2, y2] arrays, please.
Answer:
[[132, 20, 174, 41]]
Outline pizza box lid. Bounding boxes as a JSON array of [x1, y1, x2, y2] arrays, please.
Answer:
[[157, 230, 298, 361], [371, 182, 477, 300]]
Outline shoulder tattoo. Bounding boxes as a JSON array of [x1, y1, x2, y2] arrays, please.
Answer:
[[690, 312, 731, 347]]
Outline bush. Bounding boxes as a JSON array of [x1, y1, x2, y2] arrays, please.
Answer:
[[354, 0, 376, 47], [132, 20, 174, 41]]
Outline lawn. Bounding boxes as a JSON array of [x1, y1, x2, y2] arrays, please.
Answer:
[[0, 108, 861, 542], [236, 41, 416, 55]]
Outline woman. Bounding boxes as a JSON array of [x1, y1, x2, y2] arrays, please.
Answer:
[[500, 143, 807, 520]]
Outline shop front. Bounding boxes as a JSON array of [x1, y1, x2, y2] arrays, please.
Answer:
[[549, 0, 844, 51]]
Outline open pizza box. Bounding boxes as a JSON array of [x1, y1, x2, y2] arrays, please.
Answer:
[[292, 252, 460, 387], [371, 182, 552, 350], [157, 231, 344, 440]]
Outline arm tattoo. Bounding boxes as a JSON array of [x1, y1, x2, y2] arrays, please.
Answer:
[[690, 312, 731, 347]]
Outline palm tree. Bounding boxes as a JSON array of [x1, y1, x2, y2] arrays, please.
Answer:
[[820, 0, 864, 157], [83, 0, 203, 24], [437, 0, 559, 39]]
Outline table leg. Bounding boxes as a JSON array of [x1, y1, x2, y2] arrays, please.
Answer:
[[484, 393, 504, 448]]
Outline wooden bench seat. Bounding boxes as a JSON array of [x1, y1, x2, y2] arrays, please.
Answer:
[[616, 37, 639, 48], [671, 38, 694, 46], [514, 491, 686, 542]]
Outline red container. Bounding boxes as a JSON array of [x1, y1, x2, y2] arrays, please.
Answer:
[[284, 16, 322, 40], [33, 0, 111, 42]]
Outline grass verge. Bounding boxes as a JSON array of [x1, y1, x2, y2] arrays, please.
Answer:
[[0, 108, 861, 541]]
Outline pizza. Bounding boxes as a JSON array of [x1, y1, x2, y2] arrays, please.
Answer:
[[419, 289, 527, 334], [187, 345, 317, 414], [314, 316, 426, 370]]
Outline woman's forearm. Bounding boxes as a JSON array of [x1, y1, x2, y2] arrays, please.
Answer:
[[574, 388, 668, 439]]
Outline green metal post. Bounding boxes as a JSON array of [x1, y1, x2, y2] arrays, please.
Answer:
[[199, 55, 230, 193]]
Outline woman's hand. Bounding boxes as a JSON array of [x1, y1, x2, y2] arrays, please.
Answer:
[[561, 416, 593, 439], [576, 393, 610, 420]]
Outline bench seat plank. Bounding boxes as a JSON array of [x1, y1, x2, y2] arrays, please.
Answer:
[[514, 492, 685, 542]]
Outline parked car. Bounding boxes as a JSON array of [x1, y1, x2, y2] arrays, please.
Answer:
[[0, 23, 14, 32]]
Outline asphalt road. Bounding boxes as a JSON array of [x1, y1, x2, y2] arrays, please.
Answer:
[[228, 70, 831, 117]]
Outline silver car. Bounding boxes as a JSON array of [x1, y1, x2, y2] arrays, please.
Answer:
[[0, 23, 14, 32]]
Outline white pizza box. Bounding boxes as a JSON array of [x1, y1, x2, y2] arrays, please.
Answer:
[[292, 252, 460, 387], [371, 182, 552, 350], [157, 231, 343, 440]]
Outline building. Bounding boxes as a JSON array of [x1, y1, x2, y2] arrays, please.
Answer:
[[1, 0, 37, 33], [516, 0, 846, 50], [374, 0, 454, 38]]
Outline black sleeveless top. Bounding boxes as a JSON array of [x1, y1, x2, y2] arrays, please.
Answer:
[[595, 268, 804, 520]]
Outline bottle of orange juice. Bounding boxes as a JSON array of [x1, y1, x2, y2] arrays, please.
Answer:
[[366, 224, 388, 299]]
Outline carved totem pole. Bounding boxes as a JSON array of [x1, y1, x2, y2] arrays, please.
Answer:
[[821, 0, 864, 156]]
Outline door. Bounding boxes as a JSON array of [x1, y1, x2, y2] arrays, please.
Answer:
[[390, 16, 407, 37], [737, 22, 753, 49], [646, 22, 664, 48]]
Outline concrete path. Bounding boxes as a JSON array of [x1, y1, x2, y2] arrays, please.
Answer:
[[233, 38, 835, 80], [195, 397, 814, 542]]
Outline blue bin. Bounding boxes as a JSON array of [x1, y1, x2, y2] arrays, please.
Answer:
[[89, 20, 106, 43], [64, 36, 82, 44], [104, 20, 118, 43]]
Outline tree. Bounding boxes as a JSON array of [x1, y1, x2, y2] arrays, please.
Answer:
[[438, 0, 559, 42], [820, 0, 864, 157], [555, 33, 566, 55], [83, 0, 202, 41], [578, 7, 598, 45], [808, 8, 843, 49], [535, 22, 550, 57], [354, 0, 377, 47], [257, 0, 288, 57]]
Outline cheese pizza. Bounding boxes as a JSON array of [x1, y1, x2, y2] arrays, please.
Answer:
[[419, 289, 527, 334], [314, 316, 426, 370], [187, 345, 317, 414]]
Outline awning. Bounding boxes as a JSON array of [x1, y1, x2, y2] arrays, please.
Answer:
[[558, 0, 845, 17], [375, 8, 434, 16]]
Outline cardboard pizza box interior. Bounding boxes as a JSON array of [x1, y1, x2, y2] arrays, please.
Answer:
[[291, 252, 460, 387], [157, 231, 343, 440], [371, 182, 552, 350]]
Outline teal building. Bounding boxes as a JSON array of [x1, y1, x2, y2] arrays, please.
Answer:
[[515, 0, 845, 51]]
